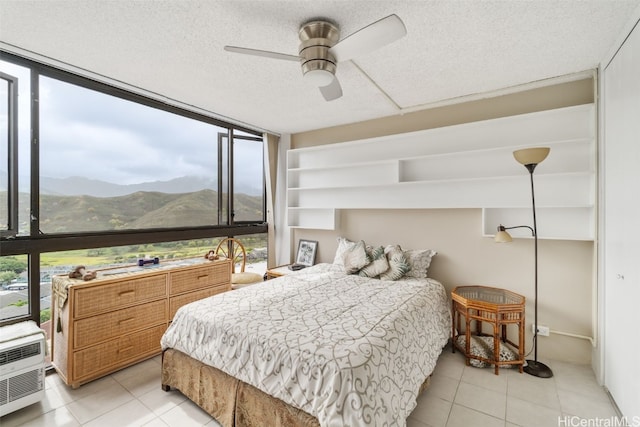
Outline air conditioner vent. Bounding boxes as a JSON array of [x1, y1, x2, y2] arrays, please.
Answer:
[[0, 342, 41, 366], [0, 321, 46, 416], [0, 378, 6, 406], [3, 368, 44, 404]]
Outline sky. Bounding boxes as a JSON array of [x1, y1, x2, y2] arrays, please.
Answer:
[[1, 59, 263, 187]]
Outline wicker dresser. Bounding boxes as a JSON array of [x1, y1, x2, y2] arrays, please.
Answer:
[[51, 258, 231, 388]]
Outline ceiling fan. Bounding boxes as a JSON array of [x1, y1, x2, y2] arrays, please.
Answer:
[[224, 14, 407, 101]]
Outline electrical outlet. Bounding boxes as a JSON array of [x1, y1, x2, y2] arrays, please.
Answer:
[[531, 324, 550, 336]]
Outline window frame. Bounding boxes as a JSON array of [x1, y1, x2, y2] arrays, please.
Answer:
[[1, 70, 19, 238], [231, 131, 266, 225], [0, 51, 268, 327]]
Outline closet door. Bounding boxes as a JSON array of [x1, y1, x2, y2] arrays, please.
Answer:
[[603, 21, 640, 418]]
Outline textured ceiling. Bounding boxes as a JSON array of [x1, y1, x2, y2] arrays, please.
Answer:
[[1, 1, 638, 134]]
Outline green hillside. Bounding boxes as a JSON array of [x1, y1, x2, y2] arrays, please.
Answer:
[[1, 190, 263, 234]]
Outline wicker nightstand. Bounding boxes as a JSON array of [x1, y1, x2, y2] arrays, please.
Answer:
[[264, 264, 298, 280], [451, 285, 525, 374]]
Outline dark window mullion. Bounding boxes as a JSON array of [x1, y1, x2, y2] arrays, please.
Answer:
[[0, 71, 19, 237]]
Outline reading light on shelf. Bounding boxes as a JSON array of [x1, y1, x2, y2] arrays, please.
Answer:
[[495, 147, 553, 379]]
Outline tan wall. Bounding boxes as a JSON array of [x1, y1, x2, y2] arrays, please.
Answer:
[[289, 77, 596, 364]]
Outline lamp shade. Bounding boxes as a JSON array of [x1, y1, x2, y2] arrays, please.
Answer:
[[513, 147, 550, 166], [494, 230, 513, 243]]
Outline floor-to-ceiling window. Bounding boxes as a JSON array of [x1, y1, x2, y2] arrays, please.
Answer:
[[0, 53, 268, 363]]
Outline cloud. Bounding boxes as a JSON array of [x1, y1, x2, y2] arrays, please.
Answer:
[[34, 75, 260, 185]]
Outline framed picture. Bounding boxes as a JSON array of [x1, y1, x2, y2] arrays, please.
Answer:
[[295, 239, 318, 267]]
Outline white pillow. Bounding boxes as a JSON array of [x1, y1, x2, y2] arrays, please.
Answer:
[[403, 249, 437, 278], [333, 236, 357, 266]]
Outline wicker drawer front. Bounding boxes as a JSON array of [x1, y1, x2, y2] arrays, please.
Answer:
[[74, 300, 167, 348], [73, 324, 166, 380], [73, 275, 168, 318], [169, 285, 228, 320], [170, 262, 230, 295]]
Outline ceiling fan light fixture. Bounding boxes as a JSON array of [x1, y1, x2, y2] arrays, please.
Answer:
[[303, 68, 335, 87], [224, 14, 406, 102]]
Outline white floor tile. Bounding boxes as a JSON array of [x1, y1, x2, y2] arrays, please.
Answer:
[[52, 375, 119, 405], [138, 386, 188, 416], [113, 359, 163, 398], [507, 371, 560, 410], [159, 399, 215, 427], [410, 393, 453, 427], [445, 404, 504, 427], [557, 388, 619, 419], [460, 365, 509, 394], [553, 363, 610, 403], [407, 417, 431, 427], [454, 381, 506, 419], [142, 419, 170, 427], [0, 404, 48, 427], [433, 351, 466, 380], [16, 406, 80, 427], [84, 399, 156, 427], [506, 395, 563, 427], [424, 373, 460, 402], [65, 381, 133, 424]]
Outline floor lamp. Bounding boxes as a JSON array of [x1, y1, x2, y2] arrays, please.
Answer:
[[495, 147, 553, 378]]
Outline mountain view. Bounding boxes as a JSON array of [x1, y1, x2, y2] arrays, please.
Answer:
[[1, 174, 263, 198], [1, 176, 264, 234]]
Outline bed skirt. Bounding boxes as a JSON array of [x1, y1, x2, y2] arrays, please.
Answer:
[[161, 348, 432, 427]]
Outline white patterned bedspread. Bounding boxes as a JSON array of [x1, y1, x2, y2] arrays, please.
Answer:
[[161, 263, 451, 427]]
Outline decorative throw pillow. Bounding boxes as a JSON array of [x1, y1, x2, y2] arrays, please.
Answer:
[[359, 245, 390, 278], [454, 334, 518, 368], [341, 240, 370, 274], [333, 237, 358, 266], [380, 245, 411, 281], [404, 249, 437, 279]]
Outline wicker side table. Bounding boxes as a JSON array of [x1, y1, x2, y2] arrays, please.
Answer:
[[264, 264, 297, 280], [451, 285, 525, 375]]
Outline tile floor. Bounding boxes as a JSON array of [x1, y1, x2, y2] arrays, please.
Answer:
[[1, 344, 622, 427]]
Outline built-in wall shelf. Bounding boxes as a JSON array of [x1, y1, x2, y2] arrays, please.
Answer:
[[482, 207, 595, 241], [287, 208, 337, 230], [286, 104, 596, 239]]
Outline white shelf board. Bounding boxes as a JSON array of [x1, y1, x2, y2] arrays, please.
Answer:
[[288, 173, 593, 209], [286, 104, 595, 169], [288, 160, 398, 189], [287, 208, 337, 230], [482, 207, 595, 240]]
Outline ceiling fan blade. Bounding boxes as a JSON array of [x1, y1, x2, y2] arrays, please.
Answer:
[[319, 77, 343, 101], [330, 14, 407, 62], [224, 46, 299, 62]]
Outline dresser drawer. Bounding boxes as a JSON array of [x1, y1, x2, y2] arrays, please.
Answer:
[[73, 274, 168, 318], [169, 261, 230, 295], [73, 324, 166, 380], [74, 299, 167, 348], [169, 284, 228, 320]]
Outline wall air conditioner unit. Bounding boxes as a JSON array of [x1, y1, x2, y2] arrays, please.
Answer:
[[0, 321, 46, 417]]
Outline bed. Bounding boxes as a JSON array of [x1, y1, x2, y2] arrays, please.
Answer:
[[160, 262, 451, 426]]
